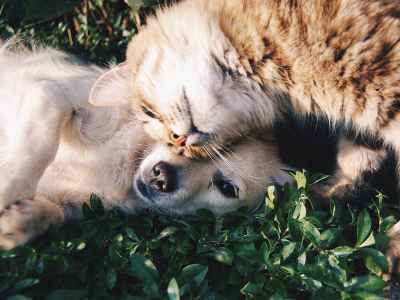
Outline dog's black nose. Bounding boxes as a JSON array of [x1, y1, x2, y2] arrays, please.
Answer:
[[146, 161, 177, 193]]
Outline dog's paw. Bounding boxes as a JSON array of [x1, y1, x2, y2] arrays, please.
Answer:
[[0, 199, 39, 250], [0, 198, 63, 250], [0, 177, 36, 212]]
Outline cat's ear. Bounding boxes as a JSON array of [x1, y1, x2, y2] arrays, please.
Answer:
[[89, 62, 133, 107]]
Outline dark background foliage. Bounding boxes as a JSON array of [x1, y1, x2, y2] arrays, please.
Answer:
[[0, 0, 400, 299], [0, 0, 165, 64]]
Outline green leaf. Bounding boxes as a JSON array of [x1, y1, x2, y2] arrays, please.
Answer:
[[209, 247, 234, 265], [167, 278, 180, 300], [108, 245, 126, 267], [358, 232, 375, 248], [332, 246, 356, 257], [129, 255, 160, 297], [178, 264, 208, 295], [344, 275, 385, 292], [380, 216, 397, 233], [300, 220, 321, 246], [288, 219, 303, 241], [320, 228, 339, 248], [240, 282, 259, 297], [13, 278, 39, 293], [89, 193, 105, 216], [260, 242, 270, 264], [265, 185, 276, 212], [82, 203, 95, 219], [356, 210, 372, 247], [106, 269, 117, 290], [153, 226, 178, 241], [352, 292, 386, 300], [281, 241, 296, 261], [360, 248, 389, 274], [293, 201, 307, 220], [46, 289, 86, 300], [327, 255, 347, 283], [129, 254, 159, 282], [297, 251, 307, 266], [125, 228, 140, 242], [294, 170, 307, 189]]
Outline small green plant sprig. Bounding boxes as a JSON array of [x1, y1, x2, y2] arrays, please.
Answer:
[[0, 172, 397, 300]]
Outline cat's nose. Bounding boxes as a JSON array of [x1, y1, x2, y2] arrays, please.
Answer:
[[170, 131, 209, 147], [146, 161, 177, 193]]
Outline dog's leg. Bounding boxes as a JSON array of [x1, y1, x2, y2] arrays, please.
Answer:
[[0, 81, 73, 211], [0, 195, 64, 250]]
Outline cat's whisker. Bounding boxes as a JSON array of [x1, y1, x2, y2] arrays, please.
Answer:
[[210, 145, 242, 178], [215, 144, 264, 185], [203, 146, 218, 166]]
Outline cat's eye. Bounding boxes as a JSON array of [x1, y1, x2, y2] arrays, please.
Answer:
[[215, 178, 239, 198], [142, 106, 157, 119], [170, 133, 180, 140]]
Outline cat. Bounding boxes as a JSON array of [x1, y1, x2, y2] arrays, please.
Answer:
[[100, 0, 400, 202], [0, 41, 291, 249], [90, 0, 400, 274]]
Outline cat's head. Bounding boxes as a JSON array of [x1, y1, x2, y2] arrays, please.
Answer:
[[91, 1, 276, 158]]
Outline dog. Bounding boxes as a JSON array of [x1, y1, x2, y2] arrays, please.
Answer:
[[0, 41, 292, 250]]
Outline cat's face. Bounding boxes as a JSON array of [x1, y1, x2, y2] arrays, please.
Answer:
[[126, 23, 276, 158]]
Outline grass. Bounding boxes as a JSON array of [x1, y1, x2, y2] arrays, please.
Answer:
[[0, 1, 399, 299]]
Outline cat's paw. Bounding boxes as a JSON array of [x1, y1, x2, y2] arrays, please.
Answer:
[[386, 222, 400, 276], [0, 198, 63, 250], [311, 176, 354, 202]]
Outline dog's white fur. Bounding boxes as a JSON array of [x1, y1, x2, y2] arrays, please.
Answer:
[[0, 42, 292, 249]]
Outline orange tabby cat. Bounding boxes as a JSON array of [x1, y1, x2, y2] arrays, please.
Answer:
[[90, 0, 400, 273]]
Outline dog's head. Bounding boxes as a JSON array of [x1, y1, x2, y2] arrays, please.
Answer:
[[132, 138, 291, 215]]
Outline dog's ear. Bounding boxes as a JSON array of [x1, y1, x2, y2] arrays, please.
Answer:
[[89, 62, 133, 107]]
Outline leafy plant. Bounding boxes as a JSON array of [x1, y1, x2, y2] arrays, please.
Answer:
[[0, 172, 398, 299]]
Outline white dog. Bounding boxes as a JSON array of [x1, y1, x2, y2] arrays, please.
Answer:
[[0, 42, 292, 250]]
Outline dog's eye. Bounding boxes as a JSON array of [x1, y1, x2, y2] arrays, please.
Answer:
[[215, 179, 239, 198], [142, 106, 157, 119]]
